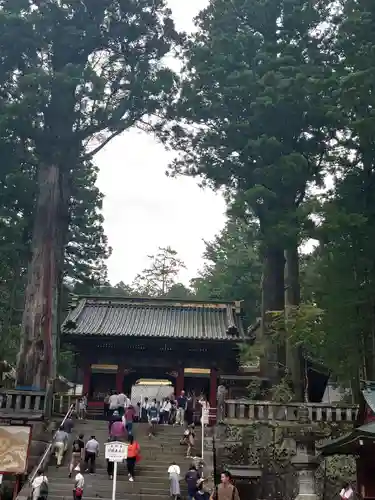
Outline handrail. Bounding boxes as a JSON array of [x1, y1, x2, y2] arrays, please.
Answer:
[[28, 403, 74, 484]]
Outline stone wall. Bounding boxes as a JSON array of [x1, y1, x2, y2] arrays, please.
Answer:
[[211, 422, 356, 500]]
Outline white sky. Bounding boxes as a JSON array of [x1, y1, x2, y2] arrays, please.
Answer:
[[95, 0, 226, 287]]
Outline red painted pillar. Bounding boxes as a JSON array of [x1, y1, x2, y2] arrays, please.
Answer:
[[82, 364, 91, 397], [116, 366, 124, 393], [210, 367, 218, 422], [176, 367, 184, 395]]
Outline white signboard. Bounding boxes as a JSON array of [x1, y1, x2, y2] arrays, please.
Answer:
[[201, 408, 209, 425], [105, 441, 128, 462], [0, 474, 3, 485]]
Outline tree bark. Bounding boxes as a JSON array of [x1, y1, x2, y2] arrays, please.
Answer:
[[16, 164, 62, 390], [261, 242, 285, 382], [285, 244, 304, 401]]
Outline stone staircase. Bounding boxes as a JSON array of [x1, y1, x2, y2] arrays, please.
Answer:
[[46, 421, 202, 500]]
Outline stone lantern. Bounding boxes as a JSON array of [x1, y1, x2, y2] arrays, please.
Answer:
[[289, 406, 325, 500]]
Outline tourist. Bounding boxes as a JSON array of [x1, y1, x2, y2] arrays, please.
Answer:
[[106, 437, 115, 479], [108, 391, 119, 416], [103, 392, 110, 418], [125, 404, 135, 435], [196, 479, 210, 500], [62, 414, 74, 434], [73, 465, 85, 500], [186, 424, 195, 458], [185, 464, 200, 500], [126, 435, 140, 482], [108, 409, 122, 433], [185, 393, 194, 426], [135, 402, 141, 422], [69, 433, 84, 478], [141, 397, 150, 422], [84, 435, 99, 474], [170, 398, 177, 424], [53, 426, 69, 467], [168, 461, 181, 500], [160, 398, 172, 424], [148, 400, 159, 437], [77, 397, 86, 421], [340, 483, 354, 500], [110, 411, 126, 440], [210, 471, 240, 500], [117, 391, 126, 416], [176, 390, 187, 426], [216, 384, 226, 422], [31, 469, 48, 500]]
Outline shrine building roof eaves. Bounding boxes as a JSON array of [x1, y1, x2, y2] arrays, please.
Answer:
[[62, 296, 245, 342]]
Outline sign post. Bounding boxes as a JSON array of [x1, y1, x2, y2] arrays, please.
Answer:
[[105, 441, 128, 500], [201, 407, 209, 461]]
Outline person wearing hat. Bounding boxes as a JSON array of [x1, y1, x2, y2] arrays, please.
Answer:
[[196, 478, 210, 500], [73, 465, 84, 500]]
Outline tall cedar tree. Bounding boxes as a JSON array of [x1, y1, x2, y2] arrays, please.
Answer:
[[163, 0, 335, 392], [307, 0, 375, 396], [0, 149, 110, 364], [0, 0, 179, 388]]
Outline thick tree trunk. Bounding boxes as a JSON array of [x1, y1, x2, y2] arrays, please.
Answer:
[[261, 242, 285, 382], [16, 165, 62, 390], [285, 244, 304, 401]]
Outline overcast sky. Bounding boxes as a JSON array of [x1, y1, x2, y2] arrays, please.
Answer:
[[95, 0, 226, 287]]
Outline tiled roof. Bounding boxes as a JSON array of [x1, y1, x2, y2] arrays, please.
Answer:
[[62, 297, 244, 341]]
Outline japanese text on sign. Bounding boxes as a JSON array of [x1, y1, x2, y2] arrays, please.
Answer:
[[105, 441, 128, 462]]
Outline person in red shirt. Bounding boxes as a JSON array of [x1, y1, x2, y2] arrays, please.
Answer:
[[126, 435, 140, 482]]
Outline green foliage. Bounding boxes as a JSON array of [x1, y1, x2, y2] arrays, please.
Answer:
[[163, 0, 334, 247], [0, 0, 180, 382], [191, 217, 262, 325], [132, 246, 186, 297]]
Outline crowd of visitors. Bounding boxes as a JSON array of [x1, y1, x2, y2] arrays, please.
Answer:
[[31, 389, 239, 500]]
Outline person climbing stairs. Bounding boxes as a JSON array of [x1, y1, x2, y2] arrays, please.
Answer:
[[45, 420, 203, 500]]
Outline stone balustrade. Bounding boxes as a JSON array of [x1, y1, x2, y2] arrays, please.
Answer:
[[224, 399, 359, 424], [52, 393, 80, 415], [0, 389, 45, 417]]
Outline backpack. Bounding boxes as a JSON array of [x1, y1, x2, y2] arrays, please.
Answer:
[[39, 478, 49, 497]]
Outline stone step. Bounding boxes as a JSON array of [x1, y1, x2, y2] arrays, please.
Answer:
[[48, 482, 185, 493], [48, 480, 186, 493], [49, 460, 197, 477], [49, 473, 189, 484], [48, 494, 169, 500]]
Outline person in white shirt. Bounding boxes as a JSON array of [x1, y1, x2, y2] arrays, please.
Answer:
[[340, 483, 353, 500], [168, 462, 181, 499], [141, 398, 150, 422], [108, 391, 119, 416], [84, 435, 99, 474], [31, 469, 48, 500], [161, 398, 172, 424], [73, 465, 85, 500], [117, 392, 126, 417]]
